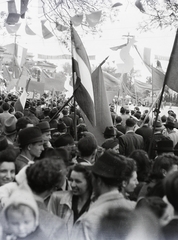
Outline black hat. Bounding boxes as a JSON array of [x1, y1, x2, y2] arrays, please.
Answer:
[[101, 139, 119, 150], [0, 135, 8, 151], [57, 121, 67, 132], [54, 133, 74, 147], [36, 121, 54, 133], [103, 126, 116, 138], [18, 127, 43, 147], [153, 121, 164, 131], [164, 121, 175, 129], [29, 106, 36, 114], [91, 149, 127, 179], [155, 139, 174, 152]]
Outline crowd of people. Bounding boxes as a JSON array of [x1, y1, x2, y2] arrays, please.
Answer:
[[0, 93, 178, 239]]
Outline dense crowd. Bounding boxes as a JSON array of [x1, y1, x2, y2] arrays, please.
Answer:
[[0, 93, 178, 240]]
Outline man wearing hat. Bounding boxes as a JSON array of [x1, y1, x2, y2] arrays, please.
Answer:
[[0, 102, 14, 133], [149, 120, 170, 159], [15, 127, 44, 173], [3, 115, 17, 145], [119, 118, 144, 156], [36, 121, 53, 148], [27, 106, 39, 126], [72, 150, 135, 240]]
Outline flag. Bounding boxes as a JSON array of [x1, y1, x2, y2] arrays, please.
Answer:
[[14, 78, 31, 113], [40, 70, 65, 91], [71, 25, 96, 126], [41, 20, 53, 39], [16, 66, 30, 88], [163, 30, 178, 93], [151, 66, 165, 90], [86, 11, 102, 27], [3, 65, 12, 82], [84, 63, 113, 145], [71, 14, 83, 26]]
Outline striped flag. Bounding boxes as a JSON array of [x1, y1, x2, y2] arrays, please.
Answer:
[[71, 25, 96, 126], [83, 61, 113, 145], [14, 78, 31, 113]]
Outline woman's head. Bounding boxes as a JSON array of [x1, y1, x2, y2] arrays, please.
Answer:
[[129, 150, 151, 182], [0, 146, 17, 186], [69, 164, 92, 196], [122, 158, 138, 193], [151, 154, 178, 180]]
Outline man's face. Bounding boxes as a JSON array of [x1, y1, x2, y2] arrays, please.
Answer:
[[29, 142, 44, 157], [42, 131, 51, 144]]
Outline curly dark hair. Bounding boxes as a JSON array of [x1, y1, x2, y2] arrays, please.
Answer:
[[69, 164, 93, 194], [26, 158, 65, 194]]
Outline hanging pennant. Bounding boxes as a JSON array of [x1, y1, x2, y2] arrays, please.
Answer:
[[112, 2, 122, 7], [71, 14, 83, 26], [41, 20, 53, 39], [56, 22, 68, 32], [86, 11, 102, 27], [25, 24, 36, 35]]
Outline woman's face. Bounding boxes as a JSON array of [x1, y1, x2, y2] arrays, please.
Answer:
[[0, 162, 15, 186], [125, 171, 138, 193], [70, 170, 88, 196]]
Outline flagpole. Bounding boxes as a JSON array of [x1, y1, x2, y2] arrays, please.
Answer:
[[70, 21, 77, 141]]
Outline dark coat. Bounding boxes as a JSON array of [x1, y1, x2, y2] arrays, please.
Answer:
[[135, 125, 153, 152], [61, 115, 74, 137], [119, 131, 144, 156]]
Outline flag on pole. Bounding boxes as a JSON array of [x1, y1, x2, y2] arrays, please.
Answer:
[[71, 25, 96, 126], [84, 61, 113, 145], [163, 30, 178, 93], [14, 78, 31, 113]]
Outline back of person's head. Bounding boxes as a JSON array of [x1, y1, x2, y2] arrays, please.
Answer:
[[26, 158, 65, 194], [161, 115, 167, 123], [120, 107, 125, 114], [14, 111, 24, 119], [126, 118, 136, 128], [78, 134, 97, 157], [115, 116, 122, 124], [141, 115, 149, 124], [16, 117, 33, 132], [164, 171, 178, 213], [151, 153, 178, 180], [40, 147, 70, 168], [62, 109, 68, 116], [54, 133, 74, 148], [49, 108, 58, 119], [2, 102, 10, 111], [97, 207, 161, 240], [136, 197, 167, 221], [129, 150, 151, 182]]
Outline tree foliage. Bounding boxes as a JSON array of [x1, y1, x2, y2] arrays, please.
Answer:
[[137, 0, 178, 31]]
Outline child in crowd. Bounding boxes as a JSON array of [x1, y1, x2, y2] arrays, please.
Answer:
[[1, 183, 47, 240]]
